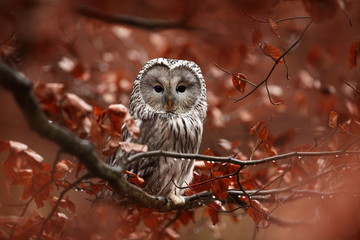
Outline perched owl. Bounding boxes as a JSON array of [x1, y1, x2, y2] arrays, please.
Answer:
[[111, 58, 207, 204]]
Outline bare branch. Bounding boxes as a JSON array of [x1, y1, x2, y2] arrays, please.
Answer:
[[75, 6, 196, 31]]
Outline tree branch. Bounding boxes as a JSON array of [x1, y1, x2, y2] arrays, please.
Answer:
[[75, 6, 196, 31], [0, 62, 171, 210]]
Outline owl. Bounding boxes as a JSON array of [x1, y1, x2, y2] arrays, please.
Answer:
[[111, 58, 207, 204]]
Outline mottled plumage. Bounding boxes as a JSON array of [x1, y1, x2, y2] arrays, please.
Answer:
[[111, 58, 207, 203]]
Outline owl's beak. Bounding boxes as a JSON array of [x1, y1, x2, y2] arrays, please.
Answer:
[[167, 99, 173, 110]]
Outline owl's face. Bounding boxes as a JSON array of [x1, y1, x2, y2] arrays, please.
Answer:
[[139, 65, 202, 114]]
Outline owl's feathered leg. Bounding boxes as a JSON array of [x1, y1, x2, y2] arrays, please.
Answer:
[[167, 193, 185, 205]]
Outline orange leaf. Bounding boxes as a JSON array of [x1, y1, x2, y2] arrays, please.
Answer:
[[247, 199, 269, 225], [232, 73, 248, 93], [249, 120, 264, 136], [349, 41, 360, 68], [329, 110, 339, 128], [124, 170, 144, 187], [267, 18, 280, 38], [261, 43, 283, 63]]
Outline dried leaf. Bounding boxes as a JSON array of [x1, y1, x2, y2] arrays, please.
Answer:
[[165, 227, 180, 240], [207, 201, 222, 225], [349, 41, 360, 68], [232, 73, 248, 93], [261, 43, 283, 63], [65, 93, 92, 113], [54, 159, 73, 180], [249, 120, 264, 136], [124, 170, 145, 187], [247, 199, 269, 225], [267, 18, 280, 38], [211, 171, 230, 200], [329, 110, 339, 128]]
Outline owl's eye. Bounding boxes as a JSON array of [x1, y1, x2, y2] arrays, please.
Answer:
[[176, 85, 186, 93], [154, 85, 164, 93]]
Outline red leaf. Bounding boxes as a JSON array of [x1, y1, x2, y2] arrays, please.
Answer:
[[329, 110, 339, 128], [141, 209, 159, 229], [108, 104, 128, 117], [211, 171, 230, 200], [64, 93, 92, 113], [178, 211, 194, 225], [124, 170, 145, 187], [249, 120, 264, 136], [247, 199, 269, 225], [232, 73, 248, 93], [349, 41, 360, 68], [165, 227, 180, 240], [54, 159, 73, 180], [261, 43, 283, 63], [267, 18, 280, 38], [207, 202, 221, 225]]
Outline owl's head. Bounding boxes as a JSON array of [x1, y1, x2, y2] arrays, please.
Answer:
[[132, 58, 207, 117]]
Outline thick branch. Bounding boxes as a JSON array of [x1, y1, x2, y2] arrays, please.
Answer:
[[0, 62, 171, 210]]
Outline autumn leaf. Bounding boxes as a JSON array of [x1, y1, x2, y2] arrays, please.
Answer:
[[141, 209, 159, 229], [49, 196, 76, 214], [211, 170, 231, 200], [267, 18, 280, 38], [329, 110, 339, 128], [261, 43, 284, 63], [207, 201, 222, 225], [349, 41, 360, 68], [232, 73, 248, 93], [54, 159, 74, 180], [247, 199, 269, 225], [249, 120, 264, 136], [124, 170, 145, 187]]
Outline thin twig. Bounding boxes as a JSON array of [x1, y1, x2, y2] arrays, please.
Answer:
[[213, 62, 257, 87], [36, 174, 91, 240], [233, 20, 312, 103], [344, 81, 360, 95]]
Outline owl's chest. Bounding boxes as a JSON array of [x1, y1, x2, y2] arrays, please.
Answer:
[[141, 115, 202, 153]]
